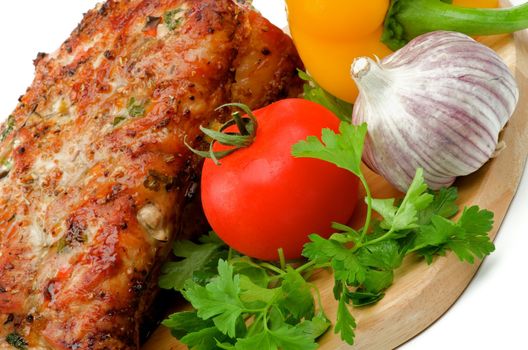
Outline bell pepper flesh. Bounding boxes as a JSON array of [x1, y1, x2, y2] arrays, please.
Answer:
[[291, 27, 392, 103], [287, 0, 525, 103], [286, 0, 391, 102]]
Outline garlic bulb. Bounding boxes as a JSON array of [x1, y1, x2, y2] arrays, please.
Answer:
[[351, 31, 519, 192]]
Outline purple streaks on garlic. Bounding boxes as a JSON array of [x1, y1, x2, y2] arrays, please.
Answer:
[[351, 31, 519, 192]]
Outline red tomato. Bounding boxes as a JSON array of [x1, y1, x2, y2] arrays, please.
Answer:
[[201, 99, 359, 261]]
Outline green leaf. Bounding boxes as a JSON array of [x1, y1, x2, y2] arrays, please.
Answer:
[[458, 206, 494, 235], [355, 240, 401, 294], [234, 324, 319, 350], [182, 260, 245, 338], [159, 239, 223, 291], [234, 332, 277, 350], [370, 198, 398, 230], [418, 187, 459, 224], [239, 275, 279, 306], [180, 327, 231, 350], [297, 313, 331, 340], [304, 234, 367, 285], [299, 70, 353, 122], [362, 269, 394, 294], [357, 240, 403, 271], [348, 290, 385, 307], [391, 168, 434, 231], [232, 258, 270, 288], [334, 294, 356, 345], [269, 325, 319, 350], [200, 231, 226, 245], [278, 267, 315, 320], [331, 222, 362, 243], [412, 207, 495, 264], [448, 206, 495, 264], [292, 122, 368, 177], [413, 216, 454, 251], [162, 311, 214, 339]]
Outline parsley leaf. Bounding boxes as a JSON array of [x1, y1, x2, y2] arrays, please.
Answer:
[[303, 234, 367, 286], [292, 122, 367, 177], [278, 267, 315, 320], [418, 187, 459, 224], [390, 168, 434, 231], [181, 326, 234, 350], [161, 311, 214, 339], [292, 121, 495, 344], [164, 239, 329, 349], [410, 206, 495, 264], [334, 293, 356, 345], [182, 260, 246, 338], [159, 237, 226, 291], [347, 290, 385, 307], [299, 70, 353, 122], [296, 313, 331, 340], [231, 324, 318, 350]]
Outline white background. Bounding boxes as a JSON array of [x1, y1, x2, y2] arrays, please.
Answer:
[[0, 1, 526, 349]]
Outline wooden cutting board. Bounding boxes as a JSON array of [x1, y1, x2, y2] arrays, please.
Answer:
[[143, 30, 528, 350]]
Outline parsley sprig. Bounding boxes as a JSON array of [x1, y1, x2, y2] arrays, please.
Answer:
[[293, 122, 495, 344], [160, 121, 495, 348], [161, 237, 331, 350]]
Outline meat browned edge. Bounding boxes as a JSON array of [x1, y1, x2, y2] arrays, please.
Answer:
[[0, 1, 303, 349]]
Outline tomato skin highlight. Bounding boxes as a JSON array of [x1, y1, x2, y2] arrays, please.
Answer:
[[201, 99, 360, 261]]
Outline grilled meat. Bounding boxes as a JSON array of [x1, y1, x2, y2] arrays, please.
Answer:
[[0, 0, 303, 348]]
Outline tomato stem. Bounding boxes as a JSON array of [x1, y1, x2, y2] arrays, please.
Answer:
[[185, 103, 259, 164], [232, 111, 250, 136], [278, 248, 286, 271]]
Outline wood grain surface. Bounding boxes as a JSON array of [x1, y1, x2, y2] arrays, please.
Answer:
[[143, 31, 528, 350]]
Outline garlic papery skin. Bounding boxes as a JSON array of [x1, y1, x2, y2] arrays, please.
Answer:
[[351, 31, 519, 192]]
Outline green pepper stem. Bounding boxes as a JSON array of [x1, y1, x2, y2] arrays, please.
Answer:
[[382, 0, 528, 50]]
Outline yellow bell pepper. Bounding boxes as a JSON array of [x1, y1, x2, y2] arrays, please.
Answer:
[[285, 0, 527, 103]]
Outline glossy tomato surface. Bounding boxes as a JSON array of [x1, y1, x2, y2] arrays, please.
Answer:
[[201, 99, 360, 261]]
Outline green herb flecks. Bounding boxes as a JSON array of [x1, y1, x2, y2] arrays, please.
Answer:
[[164, 9, 184, 31], [127, 97, 146, 117], [112, 97, 148, 126], [1, 115, 15, 142], [0, 159, 12, 179], [112, 115, 127, 126], [6, 332, 28, 350]]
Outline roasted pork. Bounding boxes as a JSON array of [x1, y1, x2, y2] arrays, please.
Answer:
[[0, 0, 303, 348]]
